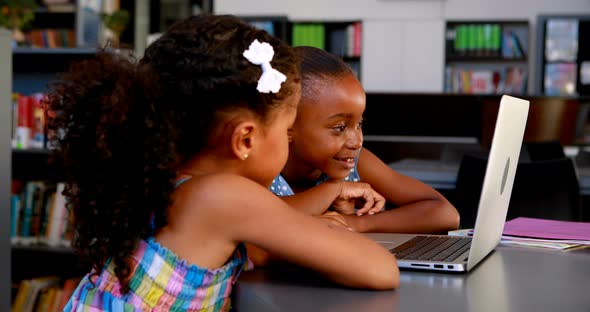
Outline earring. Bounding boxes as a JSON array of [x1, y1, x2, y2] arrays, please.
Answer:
[[243, 154, 249, 160]]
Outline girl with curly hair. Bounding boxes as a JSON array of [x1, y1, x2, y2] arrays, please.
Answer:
[[48, 15, 398, 311]]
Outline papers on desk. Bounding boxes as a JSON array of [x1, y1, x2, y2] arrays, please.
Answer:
[[449, 217, 590, 250]]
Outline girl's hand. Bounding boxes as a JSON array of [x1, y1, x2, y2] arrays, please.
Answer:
[[316, 211, 354, 231], [331, 181, 386, 216]]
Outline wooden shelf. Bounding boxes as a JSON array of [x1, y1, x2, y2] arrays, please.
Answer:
[[12, 148, 52, 156], [13, 47, 96, 55], [11, 244, 74, 255], [446, 56, 527, 63]]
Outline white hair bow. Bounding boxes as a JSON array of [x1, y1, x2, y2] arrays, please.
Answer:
[[243, 39, 287, 94]]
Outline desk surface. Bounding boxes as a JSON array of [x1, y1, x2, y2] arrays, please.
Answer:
[[235, 234, 590, 312]]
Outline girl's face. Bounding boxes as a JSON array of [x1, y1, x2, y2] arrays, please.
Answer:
[[253, 94, 299, 186], [290, 74, 365, 180]]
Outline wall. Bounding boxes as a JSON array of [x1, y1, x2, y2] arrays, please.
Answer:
[[216, 0, 590, 93]]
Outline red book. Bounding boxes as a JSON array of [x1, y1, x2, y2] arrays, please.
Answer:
[[354, 22, 362, 57], [17, 95, 33, 128]]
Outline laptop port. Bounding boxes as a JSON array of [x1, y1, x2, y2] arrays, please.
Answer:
[[434, 264, 443, 269], [447, 265, 454, 269]]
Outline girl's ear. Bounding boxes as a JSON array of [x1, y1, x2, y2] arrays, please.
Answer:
[[232, 122, 256, 160]]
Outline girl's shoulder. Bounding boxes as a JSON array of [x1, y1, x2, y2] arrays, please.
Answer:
[[182, 173, 263, 190], [177, 173, 275, 210]]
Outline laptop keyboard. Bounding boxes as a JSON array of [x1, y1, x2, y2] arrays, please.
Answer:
[[390, 236, 472, 262]]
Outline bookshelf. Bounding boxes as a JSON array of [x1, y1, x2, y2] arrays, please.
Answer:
[[7, 35, 95, 312], [290, 20, 363, 79], [444, 20, 529, 95], [535, 15, 590, 96], [25, 1, 78, 50]]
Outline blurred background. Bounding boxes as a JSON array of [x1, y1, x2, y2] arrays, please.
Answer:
[[1, 0, 589, 311]]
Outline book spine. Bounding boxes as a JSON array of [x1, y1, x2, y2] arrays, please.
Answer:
[[354, 22, 362, 57], [16, 95, 33, 149], [346, 24, 355, 57], [47, 183, 67, 246], [10, 195, 21, 238]]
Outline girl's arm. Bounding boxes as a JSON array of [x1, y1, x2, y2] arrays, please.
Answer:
[[279, 181, 344, 215], [345, 148, 460, 233], [204, 174, 399, 290], [280, 180, 383, 216], [245, 211, 353, 267]]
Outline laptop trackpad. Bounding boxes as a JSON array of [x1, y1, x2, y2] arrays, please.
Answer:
[[366, 233, 418, 249]]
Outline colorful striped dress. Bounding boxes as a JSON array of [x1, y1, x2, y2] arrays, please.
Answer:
[[63, 237, 248, 311]]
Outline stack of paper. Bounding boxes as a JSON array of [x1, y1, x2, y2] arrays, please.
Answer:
[[449, 217, 590, 250]]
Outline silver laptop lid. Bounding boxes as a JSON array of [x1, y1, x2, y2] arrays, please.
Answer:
[[467, 95, 530, 270]]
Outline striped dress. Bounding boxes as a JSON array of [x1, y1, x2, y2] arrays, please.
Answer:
[[63, 237, 248, 311]]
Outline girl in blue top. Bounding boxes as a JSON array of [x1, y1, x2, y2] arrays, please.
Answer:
[[269, 46, 460, 234], [48, 16, 398, 311]]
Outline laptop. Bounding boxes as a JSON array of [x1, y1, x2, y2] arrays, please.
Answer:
[[376, 95, 530, 272]]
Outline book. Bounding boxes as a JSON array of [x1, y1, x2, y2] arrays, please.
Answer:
[[353, 22, 362, 57], [31, 94, 46, 149], [470, 70, 494, 94], [12, 276, 60, 312], [328, 29, 347, 56], [248, 21, 275, 36], [544, 63, 577, 95], [47, 183, 69, 246], [77, 0, 103, 47], [10, 181, 73, 247], [498, 66, 527, 95], [545, 19, 578, 62], [16, 95, 33, 149]]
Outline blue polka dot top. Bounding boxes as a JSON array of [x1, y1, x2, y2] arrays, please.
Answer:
[[269, 158, 361, 196]]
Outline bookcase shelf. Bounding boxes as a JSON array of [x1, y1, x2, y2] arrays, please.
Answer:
[[446, 56, 527, 63], [12, 148, 52, 156], [444, 20, 529, 95], [6, 18, 90, 309], [13, 47, 96, 55], [12, 244, 74, 255]]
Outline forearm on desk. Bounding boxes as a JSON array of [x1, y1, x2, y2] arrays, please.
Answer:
[[343, 199, 460, 233]]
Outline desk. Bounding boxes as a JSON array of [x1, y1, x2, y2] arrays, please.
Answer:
[[234, 234, 590, 312]]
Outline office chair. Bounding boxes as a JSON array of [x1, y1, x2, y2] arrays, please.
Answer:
[[439, 143, 486, 164], [574, 149, 590, 166], [455, 154, 581, 229], [524, 141, 566, 161]]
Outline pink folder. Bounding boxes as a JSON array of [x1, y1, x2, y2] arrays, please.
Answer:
[[503, 217, 590, 241]]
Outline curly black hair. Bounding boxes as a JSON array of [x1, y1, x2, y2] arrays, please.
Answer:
[[46, 14, 299, 292], [294, 46, 354, 104]]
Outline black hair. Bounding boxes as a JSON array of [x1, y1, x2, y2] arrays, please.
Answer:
[[46, 14, 299, 292], [294, 46, 354, 103]]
